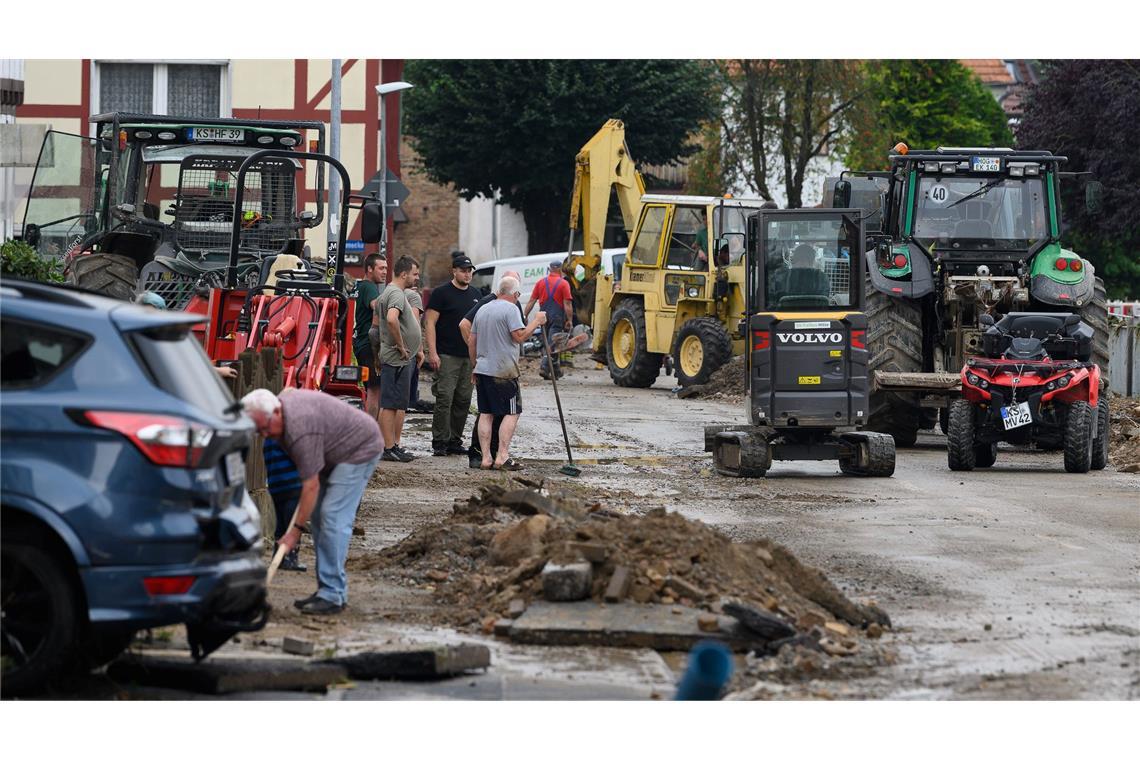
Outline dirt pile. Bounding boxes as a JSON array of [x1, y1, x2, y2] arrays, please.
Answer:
[[1109, 396, 1140, 473], [677, 355, 746, 401], [357, 481, 889, 645]]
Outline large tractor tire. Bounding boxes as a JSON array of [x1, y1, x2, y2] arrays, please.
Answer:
[[672, 317, 733, 387], [607, 299, 663, 388], [1063, 400, 1094, 474], [946, 398, 977, 471], [864, 275, 924, 447], [67, 253, 139, 301], [1079, 275, 1111, 379]]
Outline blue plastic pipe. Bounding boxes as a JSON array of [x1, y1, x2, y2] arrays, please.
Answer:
[[674, 639, 734, 700]]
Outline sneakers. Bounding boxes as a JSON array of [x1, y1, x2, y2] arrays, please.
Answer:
[[393, 444, 415, 461], [382, 446, 414, 463], [298, 597, 344, 616], [293, 592, 319, 609], [445, 442, 469, 456], [280, 548, 307, 572]]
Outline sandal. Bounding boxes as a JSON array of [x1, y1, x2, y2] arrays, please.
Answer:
[[493, 458, 523, 471]]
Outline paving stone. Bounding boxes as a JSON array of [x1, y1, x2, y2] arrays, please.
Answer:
[[664, 575, 708, 601], [107, 655, 345, 694], [326, 643, 491, 681], [566, 541, 609, 564], [282, 637, 315, 656], [541, 561, 592, 602], [606, 567, 633, 601], [507, 598, 527, 619]]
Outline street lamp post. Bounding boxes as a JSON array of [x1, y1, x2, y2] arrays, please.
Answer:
[[375, 81, 414, 257]]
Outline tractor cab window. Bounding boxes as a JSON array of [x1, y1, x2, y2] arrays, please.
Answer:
[[913, 176, 1047, 250], [762, 218, 856, 311], [20, 130, 111, 260], [664, 206, 708, 271], [630, 205, 667, 266]]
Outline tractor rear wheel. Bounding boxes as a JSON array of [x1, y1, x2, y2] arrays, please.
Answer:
[[1063, 400, 1094, 473], [67, 253, 139, 301], [672, 317, 732, 387], [864, 275, 924, 447], [607, 299, 663, 388], [1079, 276, 1110, 378], [839, 432, 896, 477], [946, 399, 977, 471], [1091, 396, 1109, 471]]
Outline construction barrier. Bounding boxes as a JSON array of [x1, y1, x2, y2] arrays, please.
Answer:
[[1109, 316, 1140, 398]]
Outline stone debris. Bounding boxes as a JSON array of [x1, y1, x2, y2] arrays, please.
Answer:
[[357, 481, 890, 659], [675, 355, 746, 401], [1109, 396, 1140, 472], [282, 636, 315, 657]]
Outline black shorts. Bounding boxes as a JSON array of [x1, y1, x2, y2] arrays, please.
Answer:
[[380, 363, 414, 410], [475, 374, 522, 416], [354, 344, 382, 389]]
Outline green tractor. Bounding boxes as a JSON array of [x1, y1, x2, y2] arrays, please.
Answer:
[[832, 144, 1108, 446]]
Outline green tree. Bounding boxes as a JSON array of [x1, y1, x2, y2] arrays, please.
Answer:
[[402, 60, 718, 253], [1, 239, 64, 283], [712, 60, 865, 207], [1016, 60, 1140, 298], [845, 60, 1012, 171]]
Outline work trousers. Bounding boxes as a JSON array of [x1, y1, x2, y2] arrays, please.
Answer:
[[309, 454, 381, 606], [431, 354, 473, 447]]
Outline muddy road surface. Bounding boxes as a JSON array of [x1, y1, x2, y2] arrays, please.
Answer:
[[57, 362, 1139, 700]]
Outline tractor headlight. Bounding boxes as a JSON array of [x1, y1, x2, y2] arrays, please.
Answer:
[[333, 365, 362, 382], [687, 287, 700, 298]]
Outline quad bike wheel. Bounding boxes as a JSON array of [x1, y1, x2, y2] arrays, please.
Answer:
[[607, 299, 663, 388], [1, 539, 81, 695], [672, 317, 732, 387], [1090, 396, 1109, 471], [946, 398, 977, 471], [1063, 400, 1094, 474], [974, 441, 998, 468], [67, 253, 139, 301]]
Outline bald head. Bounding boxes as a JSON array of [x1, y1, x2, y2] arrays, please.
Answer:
[[498, 275, 520, 297]]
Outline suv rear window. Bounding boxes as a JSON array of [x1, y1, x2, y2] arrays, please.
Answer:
[[131, 327, 234, 415], [0, 320, 90, 388]]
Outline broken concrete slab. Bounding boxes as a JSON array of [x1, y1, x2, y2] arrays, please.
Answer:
[[664, 575, 708, 601], [604, 566, 632, 603], [721, 600, 796, 641], [325, 643, 491, 681], [541, 561, 592, 601], [107, 655, 346, 695], [507, 598, 527, 619], [509, 601, 756, 652], [565, 541, 608, 564]]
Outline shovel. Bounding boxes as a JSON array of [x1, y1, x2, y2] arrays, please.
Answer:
[[266, 505, 299, 586], [540, 328, 581, 477]]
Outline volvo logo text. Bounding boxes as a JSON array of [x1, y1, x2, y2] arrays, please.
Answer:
[[776, 332, 844, 344]]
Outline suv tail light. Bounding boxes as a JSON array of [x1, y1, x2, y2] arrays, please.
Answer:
[[143, 575, 196, 596], [83, 411, 214, 467]]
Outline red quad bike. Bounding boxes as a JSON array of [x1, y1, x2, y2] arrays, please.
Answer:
[[947, 311, 1108, 473]]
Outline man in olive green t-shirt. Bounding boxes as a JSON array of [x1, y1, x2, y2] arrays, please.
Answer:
[[353, 254, 387, 419], [377, 255, 423, 462]]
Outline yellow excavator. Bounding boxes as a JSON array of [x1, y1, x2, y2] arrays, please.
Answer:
[[564, 120, 774, 387]]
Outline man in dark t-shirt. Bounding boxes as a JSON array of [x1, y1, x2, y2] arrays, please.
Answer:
[[425, 254, 482, 456], [353, 254, 387, 419]]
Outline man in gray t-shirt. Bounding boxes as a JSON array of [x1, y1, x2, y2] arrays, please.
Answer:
[[377, 256, 423, 463], [470, 275, 546, 470]]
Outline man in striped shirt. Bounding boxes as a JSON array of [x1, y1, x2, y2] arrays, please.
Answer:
[[263, 438, 306, 571]]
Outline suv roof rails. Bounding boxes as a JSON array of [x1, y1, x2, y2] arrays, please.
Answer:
[[0, 277, 95, 309]]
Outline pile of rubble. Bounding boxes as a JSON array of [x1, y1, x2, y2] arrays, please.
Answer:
[[677, 355, 746, 401], [1109, 396, 1140, 473], [360, 481, 889, 658]]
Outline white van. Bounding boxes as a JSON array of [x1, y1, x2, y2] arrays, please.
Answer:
[[471, 249, 626, 300]]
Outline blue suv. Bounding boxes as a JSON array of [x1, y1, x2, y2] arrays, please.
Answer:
[[1, 279, 267, 694]]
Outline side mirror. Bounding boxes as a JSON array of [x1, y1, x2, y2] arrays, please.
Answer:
[[832, 179, 852, 209], [361, 203, 384, 244], [299, 210, 317, 228], [978, 313, 995, 328], [1085, 181, 1104, 215]]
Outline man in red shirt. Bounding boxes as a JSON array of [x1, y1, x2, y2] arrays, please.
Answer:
[[523, 260, 574, 378]]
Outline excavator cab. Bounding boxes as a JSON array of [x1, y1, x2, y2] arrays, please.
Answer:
[[705, 209, 896, 478]]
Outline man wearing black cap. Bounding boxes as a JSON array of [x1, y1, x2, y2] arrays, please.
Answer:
[[424, 253, 483, 456]]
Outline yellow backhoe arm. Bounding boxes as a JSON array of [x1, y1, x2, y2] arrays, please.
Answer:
[[565, 119, 645, 326]]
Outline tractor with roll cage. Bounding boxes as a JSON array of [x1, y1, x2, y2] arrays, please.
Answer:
[[18, 112, 382, 403], [831, 145, 1108, 447]]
